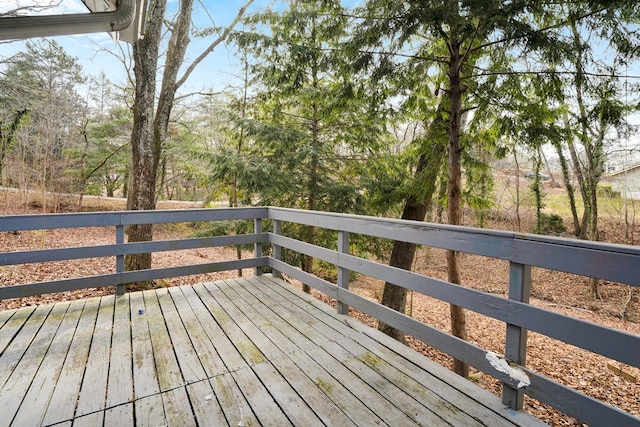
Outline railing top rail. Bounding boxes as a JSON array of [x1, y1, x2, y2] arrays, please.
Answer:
[[0, 207, 269, 232], [267, 207, 640, 286], [267, 207, 640, 255]]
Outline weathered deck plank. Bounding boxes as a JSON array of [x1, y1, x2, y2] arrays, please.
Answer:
[[75, 295, 114, 418], [10, 299, 84, 427], [195, 282, 295, 426], [227, 277, 476, 426], [0, 302, 69, 427], [104, 402, 134, 426], [214, 278, 385, 426], [0, 276, 546, 426], [0, 304, 49, 389], [130, 291, 160, 400], [106, 294, 133, 409], [42, 298, 100, 426], [143, 289, 184, 393], [253, 274, 545, 427]]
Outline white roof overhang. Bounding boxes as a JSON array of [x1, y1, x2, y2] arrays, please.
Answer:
[[0, 0, 146, 44]]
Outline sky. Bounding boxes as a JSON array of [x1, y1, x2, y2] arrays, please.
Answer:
[[0, 0, 274, 94]]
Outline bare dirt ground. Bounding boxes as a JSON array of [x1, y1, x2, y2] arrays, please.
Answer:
[[0, 189, 638, 426]]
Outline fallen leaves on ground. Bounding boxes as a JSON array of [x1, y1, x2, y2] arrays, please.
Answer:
[[0, 190, 638, 426]]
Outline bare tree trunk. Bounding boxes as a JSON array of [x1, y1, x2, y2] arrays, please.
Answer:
[[446, 38, 469, 378], [378, 107, 447, 342], [301, 47, 321, 294], [541, 148, 558, 187], [513, 149, 521, 232], [554, 139, 581, 236], [125, 0, 166, 276], [124, 0, 253, 280]]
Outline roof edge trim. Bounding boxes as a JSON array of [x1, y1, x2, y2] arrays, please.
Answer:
[[0, 0, 136, 42]]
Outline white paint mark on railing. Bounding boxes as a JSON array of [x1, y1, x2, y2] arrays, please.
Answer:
[[486, 351, 530, 388]]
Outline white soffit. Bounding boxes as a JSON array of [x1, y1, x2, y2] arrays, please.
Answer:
[[0, 0, 147, 44]]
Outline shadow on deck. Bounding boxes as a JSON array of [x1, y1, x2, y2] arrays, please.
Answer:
[[0, 275, 541, 427]]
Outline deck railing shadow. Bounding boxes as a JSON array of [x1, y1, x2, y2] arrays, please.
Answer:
[[0, 207, 638, 426]]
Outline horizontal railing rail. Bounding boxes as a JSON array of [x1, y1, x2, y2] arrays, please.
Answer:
[[0, 206, 638, 425], [0, 207, 270, 299], [267, 207, 640, 427]]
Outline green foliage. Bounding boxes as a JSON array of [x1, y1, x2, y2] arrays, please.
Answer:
[[536, 213, 567, 236], [207, 0, 399, 272], [193, 220, 254, 252]]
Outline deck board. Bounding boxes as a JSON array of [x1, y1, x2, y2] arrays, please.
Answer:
[[11, 299, 84, 427], [75, 295, 114, 417], [106, 294, 133, 410], [229, 277, 473, 426], [0, 275, 547, 426], [42, 298, 100, 426]]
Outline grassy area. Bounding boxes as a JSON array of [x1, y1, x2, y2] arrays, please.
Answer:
[[543, 188, 636, 223]]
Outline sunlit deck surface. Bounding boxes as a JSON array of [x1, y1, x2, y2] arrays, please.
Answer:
[[0, 275, 544, 427]]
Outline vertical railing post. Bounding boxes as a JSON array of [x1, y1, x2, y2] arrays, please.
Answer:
[[337, 231, 350, 315], [272, 220, 282, 279], [254, 218, 263, 276], [502, 261, 531, 409], [115, 224, 125, 296]]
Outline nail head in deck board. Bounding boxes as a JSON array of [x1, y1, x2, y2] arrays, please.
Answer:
[[130, 291, 161, 399], [75, 295, 114, 417], [11, 299, 85, 427], [106, 293, 134, 409], [41, 297, 101, 426], [0, 302, 69, 426]]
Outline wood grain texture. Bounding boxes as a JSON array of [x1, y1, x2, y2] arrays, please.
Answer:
[[0, 278, 550, 426]]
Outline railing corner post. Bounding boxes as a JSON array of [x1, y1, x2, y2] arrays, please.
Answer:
[[337, 230, 350, 315], [502, 261, 531, 410]]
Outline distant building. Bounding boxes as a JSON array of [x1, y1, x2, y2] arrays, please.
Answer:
[[608, 164, 640, 200], [605, 149, 640, 174]]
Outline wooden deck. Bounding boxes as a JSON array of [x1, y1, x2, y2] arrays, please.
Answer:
[[0, 275, 545, 427]]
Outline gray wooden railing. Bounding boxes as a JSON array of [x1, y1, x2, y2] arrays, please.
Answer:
[[0, 207, 638, 426]]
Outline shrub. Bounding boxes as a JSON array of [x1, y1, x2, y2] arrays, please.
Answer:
[[536, 213, 566, 235]]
